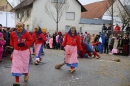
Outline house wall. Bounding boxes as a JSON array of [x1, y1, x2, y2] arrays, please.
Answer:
[[79, 18, 112, 34], [79, 24, 103, 35], [23, 8, 33, 32], [15, 7, 33, 32], [0, 0, 13, 11], [32, 0, 81, 34]]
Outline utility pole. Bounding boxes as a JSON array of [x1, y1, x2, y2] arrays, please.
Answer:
[[6, 0, 8, 27], [112, 0, 114, 32], [56, 0, 58, 32]]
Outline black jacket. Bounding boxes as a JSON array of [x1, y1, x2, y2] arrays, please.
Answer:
[[126, 26, 130, 31]]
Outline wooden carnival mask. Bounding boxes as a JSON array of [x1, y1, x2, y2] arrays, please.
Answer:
[[70, 26, 76, 34], [16, 22, 24, 33], [35, 26, 39, 32]]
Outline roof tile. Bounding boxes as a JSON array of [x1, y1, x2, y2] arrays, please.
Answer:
[[81, 0, 111, 18]]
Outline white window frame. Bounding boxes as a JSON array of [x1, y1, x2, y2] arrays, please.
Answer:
[[27, 25, 29, 31], [80, 27, 82, 33], [21, 11, 24, 17], [27, 9, 30, 17], [51, 0, 65, 3], [17, 12, 20, 18], [65, 25, 71, 32], [0, 6, 2, 10], [66, 12, 75, 20]]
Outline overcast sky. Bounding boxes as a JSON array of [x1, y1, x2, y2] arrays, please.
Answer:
[[8, 0, 125, 6], [79, 0, 103, 5], [8, 0, 103, 6]]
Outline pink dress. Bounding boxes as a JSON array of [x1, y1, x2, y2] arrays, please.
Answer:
[[49, 38, 53, 48], [0, 39, 6, 52], [64, 45, 78, 64], [112, 40, 119, 54], [112, 49, 119, 54], [56, 35, 59, 44], [34, 43, 43, 61], [62, 33, 82, 67], [11, 49, 30, 74], [0, 39, 6, 61]]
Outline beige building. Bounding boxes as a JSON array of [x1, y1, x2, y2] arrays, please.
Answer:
[[0, 0, 13, 11]]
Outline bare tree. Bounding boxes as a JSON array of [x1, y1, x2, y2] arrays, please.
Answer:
[[44, 0, 69, 31], [32, 17, 43, 30], [11, 0, 32, 23], [105, 0, 130, 30], [123, 0, 130, 6], [117, 5, 130, 30]]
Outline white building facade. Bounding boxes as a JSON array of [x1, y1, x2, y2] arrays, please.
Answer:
[[31, 0, 86, 34], [14, 0, 127, 35], [14, 0, 86, 34]]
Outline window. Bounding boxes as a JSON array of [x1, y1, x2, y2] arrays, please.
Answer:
[[66, 12, 75, 20], [51, 0, 65, 3], [17, 12, 21, 18], [21, 11, 24, 17], [23, 24, 25, 28], [27, 25, 29, 31], [0, 6, 6, 11], [0, 6, 2, 10], [65, 25, 71, 32], [27, 10, 30, 17], [80, 27, 82, 33]]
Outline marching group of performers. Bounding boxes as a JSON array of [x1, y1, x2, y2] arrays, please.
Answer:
[[9, 22, 47, 86], [1, 21, 129, 86], [2, 22, 104, 86]]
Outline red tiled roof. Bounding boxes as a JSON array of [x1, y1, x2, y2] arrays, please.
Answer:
[[81, 0, 111, 19]]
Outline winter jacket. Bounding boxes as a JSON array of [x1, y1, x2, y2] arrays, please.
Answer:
[[10, 31, 33, 50], [32, 32, 46, 44], [62, 33, 82, 51]]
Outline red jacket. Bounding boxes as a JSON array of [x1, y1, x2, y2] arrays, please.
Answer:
[[32, 32, 46, 44], [79, 43, 87, 57], [114, 25, 120, 33], [62, 33, 82, 51], [10, 31, 33, 50]]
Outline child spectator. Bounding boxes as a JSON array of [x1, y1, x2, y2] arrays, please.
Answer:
[[0, 32, 6, 62], [49, 36, 53, 49]]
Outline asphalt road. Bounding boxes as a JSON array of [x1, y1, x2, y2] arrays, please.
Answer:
[[0, 49, 130, 86]]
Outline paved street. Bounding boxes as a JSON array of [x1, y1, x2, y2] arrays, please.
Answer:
[[0, 49, 130, 86]]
